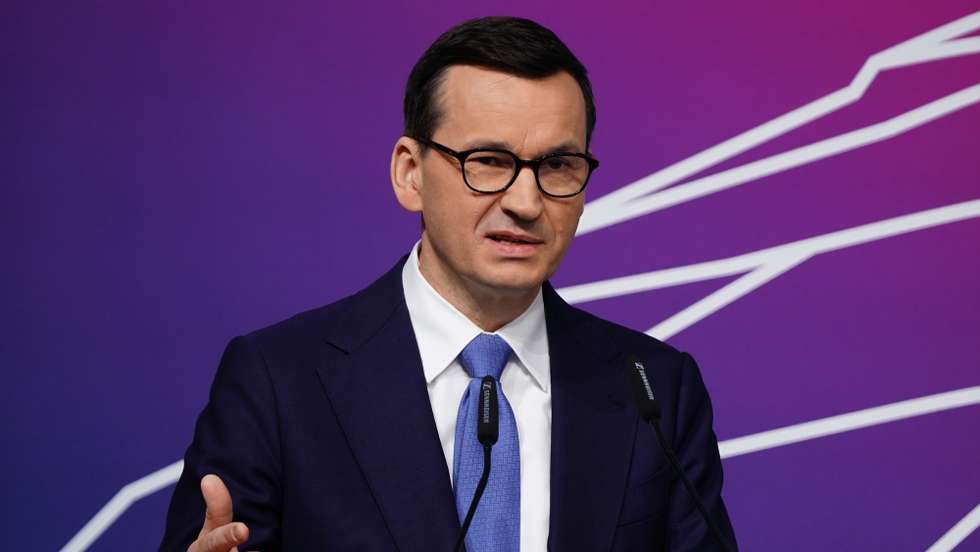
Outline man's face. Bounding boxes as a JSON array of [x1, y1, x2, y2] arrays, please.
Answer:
[[405, 65, 588, 299]]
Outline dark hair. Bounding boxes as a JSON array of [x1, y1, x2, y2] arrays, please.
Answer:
[[403, 16, 596, 150]]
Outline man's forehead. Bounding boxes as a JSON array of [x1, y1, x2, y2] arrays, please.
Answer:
[[457, 137, 585, 156], [437, 65, 584, 115], [433, 65, 587, 151]]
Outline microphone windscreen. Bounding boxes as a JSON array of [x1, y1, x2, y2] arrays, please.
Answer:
[[477, 375, 499, 446], [626, 355, 661, 422]]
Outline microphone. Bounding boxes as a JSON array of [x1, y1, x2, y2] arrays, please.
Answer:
[[628, 355, 661, 423], [626, 356, 733, 552], [454, 376, 498, 552], [477, 375, 499, 446]]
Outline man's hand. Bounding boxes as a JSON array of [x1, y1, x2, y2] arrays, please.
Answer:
[[187, 474, 250, 552]]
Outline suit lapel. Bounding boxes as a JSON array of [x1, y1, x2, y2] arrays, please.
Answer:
[[315, 258, 459, 552], [312, 262, 637, 551], [545, 283, 637, 552]]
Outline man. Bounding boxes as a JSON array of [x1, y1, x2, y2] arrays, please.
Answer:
[[161, 16, 737, 552]]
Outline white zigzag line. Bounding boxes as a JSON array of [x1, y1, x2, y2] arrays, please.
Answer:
[[62, 385, 980, 552], [562, 198, 980, 339], [577, 12, 980, 235], [559, 199, 980, 304], [723, 388, 980, 552], [718, 386, 980, 460], [60, 460, 184, 552], [641, 206, 980, 341], [580, 84, 980, 236], [927, 502, 980, 552], [646, 253, 810, 340]]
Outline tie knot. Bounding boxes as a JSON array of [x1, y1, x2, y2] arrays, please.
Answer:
[[459, 333, 513, 380]]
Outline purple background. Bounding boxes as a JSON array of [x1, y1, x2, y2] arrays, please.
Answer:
[[6, 1, 979, 550]]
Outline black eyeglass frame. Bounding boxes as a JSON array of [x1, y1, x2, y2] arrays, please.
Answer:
[[412, 136, 599, 198]]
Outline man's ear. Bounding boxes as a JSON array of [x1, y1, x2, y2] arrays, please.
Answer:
[[391, 136, 424, 213]]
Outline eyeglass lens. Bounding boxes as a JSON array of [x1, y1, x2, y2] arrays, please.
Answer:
[[464, 151, 589, 196]]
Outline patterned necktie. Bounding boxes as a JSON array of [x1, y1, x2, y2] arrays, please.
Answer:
[[453, 333, 520, 552]]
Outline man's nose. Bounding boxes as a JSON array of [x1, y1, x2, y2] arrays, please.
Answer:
[[499, 165, 544, 221]]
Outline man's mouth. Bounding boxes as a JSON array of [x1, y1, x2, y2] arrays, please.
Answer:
[[486, 232, 543, 245]]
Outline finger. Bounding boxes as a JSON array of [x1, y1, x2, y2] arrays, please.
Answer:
[[200, 474, 234, 533], [194, 521, 248, 552]]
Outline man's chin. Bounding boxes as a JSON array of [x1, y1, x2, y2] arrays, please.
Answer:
[[474, 267, 548, 296]]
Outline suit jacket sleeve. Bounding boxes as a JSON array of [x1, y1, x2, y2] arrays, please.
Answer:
[[666, 352, 738, 551], [159, 335, 283, 551]]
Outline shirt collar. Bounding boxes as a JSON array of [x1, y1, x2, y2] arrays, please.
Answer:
[[401, 241, 550, 392]]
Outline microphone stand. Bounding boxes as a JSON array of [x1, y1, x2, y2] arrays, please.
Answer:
[[627, 356, 733, 552], [454, 376, 499, 552]]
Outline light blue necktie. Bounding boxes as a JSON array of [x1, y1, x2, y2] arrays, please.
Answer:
[[453, 333, 520, 552]]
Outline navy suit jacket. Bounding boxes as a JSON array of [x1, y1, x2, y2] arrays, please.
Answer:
[[160, 256, 736, 551]]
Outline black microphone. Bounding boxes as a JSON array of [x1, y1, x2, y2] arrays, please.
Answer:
[[477, 376, 499, 446], [454, 376, 498, 552], [626, 356, 733, 552]]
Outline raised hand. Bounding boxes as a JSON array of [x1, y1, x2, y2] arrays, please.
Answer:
[[187, 474, 250, 552]]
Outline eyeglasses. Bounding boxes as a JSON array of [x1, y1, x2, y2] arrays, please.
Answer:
[[413, 137, 599, 198]]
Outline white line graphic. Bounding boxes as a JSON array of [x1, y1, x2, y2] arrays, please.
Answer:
[[579, 84, 980, 235], [559, 198, 980, 339], [559, 198, 980, 325], [60, 460, 184, 552], [646, 252, 810, 340], [718, 386, 980, 459], [926, 502, 980, 552], [578, 12, 980, 235], [63, 385, 980, 551]]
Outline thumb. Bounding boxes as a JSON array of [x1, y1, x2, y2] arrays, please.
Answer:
[[200, 474, 234, 534]]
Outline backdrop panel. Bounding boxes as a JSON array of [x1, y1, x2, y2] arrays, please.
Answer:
[[6, 1, 979, 550]]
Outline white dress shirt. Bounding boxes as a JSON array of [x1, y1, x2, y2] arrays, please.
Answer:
[[402, 241, 551, 551]]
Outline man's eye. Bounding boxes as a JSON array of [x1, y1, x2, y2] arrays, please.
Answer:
[[472, 156, 503, 166], [546, 158, 568, 170]]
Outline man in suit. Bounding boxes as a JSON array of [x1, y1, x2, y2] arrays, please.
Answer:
[[161, 16, 737, 552]]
